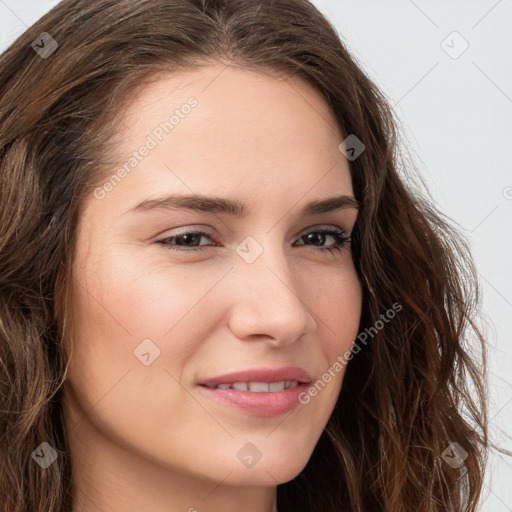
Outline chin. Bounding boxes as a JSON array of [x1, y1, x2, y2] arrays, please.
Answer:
[[213, 452, 311, 487]]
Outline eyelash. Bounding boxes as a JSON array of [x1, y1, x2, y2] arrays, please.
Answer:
[[156, 226, 352, 255]]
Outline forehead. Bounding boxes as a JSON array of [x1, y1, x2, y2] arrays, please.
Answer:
[[116, 63, 345, 155], [93, 64, 353, 214], [121, 63, 342, 133]]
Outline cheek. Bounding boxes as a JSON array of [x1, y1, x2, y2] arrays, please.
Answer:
[[311, 264, 363, 350], [63, 258, 207, 456], [72, 247, 223, 343], [309, 267, 362, 395], [64, 251, 230, 422]]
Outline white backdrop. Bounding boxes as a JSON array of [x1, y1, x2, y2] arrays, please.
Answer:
[[1, 0, 511, 510]]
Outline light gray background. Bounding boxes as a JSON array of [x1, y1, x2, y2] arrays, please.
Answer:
[[1, 0, 511, 510]]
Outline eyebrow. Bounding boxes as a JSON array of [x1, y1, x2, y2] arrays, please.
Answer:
[[128, 193, 360, 217]]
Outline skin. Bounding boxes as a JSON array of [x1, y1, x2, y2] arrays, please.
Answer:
[[62, 62, 363, 512]]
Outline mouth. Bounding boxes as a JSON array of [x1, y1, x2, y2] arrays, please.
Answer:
[[201, 380, 300, 392], [198, 365, 312, 388], [197, 366, 312, 417]]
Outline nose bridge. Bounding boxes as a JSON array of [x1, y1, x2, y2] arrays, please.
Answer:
[[226, 231, 316, 343]]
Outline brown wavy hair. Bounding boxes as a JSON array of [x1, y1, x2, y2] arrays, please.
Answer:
[[0, 0, 507, 510]]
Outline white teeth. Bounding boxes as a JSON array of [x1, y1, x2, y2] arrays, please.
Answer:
[[212, 380, 300, 391], [269, 381, 285, 392], [248, 381, 269, 392]]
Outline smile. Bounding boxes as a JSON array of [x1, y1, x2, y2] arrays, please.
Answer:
[[203, 380, 299, 392]]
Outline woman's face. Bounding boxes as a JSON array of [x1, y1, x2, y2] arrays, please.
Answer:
[[63, 63, 362, 491]]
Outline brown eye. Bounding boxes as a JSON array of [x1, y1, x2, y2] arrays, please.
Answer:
[[294, 227, 351, 255], [157, 230, 216, 252], [156, 226, 351, 254]]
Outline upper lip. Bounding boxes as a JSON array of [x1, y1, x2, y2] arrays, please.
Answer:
[[198, 366, 312, 387]]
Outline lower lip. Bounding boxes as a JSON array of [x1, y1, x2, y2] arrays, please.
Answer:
[[198, 383, 309, 417]]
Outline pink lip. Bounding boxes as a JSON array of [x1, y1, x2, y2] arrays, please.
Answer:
[[198, 366, 312, 387], [197, 366, 312, 417], [198, 384, 310, 417]]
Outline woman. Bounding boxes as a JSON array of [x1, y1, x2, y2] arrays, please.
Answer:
[[0, 0, 500, 510]]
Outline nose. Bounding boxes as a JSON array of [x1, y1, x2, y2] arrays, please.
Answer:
[[226, 240, 317, 347]]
